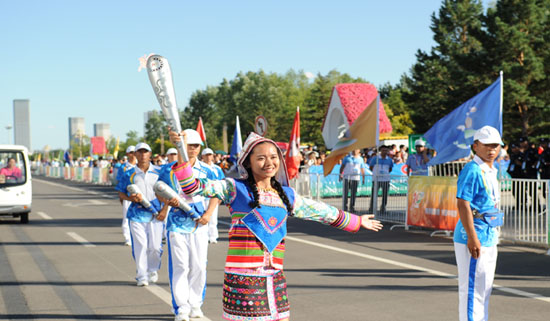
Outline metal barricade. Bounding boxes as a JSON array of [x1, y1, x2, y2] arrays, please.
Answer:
[[290, 173, 409, 225], [500, 178, 548, 246], [430, 161, 467, 177]]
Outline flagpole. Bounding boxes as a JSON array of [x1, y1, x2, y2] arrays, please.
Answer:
[[373, 94, 381, 215], [499, 71, 503, 133]]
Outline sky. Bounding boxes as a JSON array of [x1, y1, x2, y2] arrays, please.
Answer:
[[1, 0, 457, 151]]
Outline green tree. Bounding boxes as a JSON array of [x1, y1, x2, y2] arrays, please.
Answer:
[[403, 0, 487, 133], [485, 0, 550, 138]]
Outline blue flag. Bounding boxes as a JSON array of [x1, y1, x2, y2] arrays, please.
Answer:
[[424, 75, 502, 166], [229, 116, 242, 163]]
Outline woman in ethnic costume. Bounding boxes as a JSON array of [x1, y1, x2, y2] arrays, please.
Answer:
[[169, 130, 382, 321]]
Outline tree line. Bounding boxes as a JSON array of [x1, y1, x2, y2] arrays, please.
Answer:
[[139, 0, 549, 154]]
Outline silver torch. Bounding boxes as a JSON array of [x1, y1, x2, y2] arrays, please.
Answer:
[[153, 181, 201, 221], [127, 184, 158, 216]]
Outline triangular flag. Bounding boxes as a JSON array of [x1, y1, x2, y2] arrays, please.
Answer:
[[285, 107, 301, 180], [230, 116, 242, 163], [196, 117, 208, 148]]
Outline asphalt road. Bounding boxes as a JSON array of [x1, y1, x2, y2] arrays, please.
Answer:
[[1, 177, 549, 321]]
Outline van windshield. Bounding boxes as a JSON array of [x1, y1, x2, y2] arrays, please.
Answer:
[[0, 151, 27, 186]]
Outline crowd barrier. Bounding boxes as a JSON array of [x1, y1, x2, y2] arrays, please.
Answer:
[[292, 172, 549, 249], [34, 165, 113, 185], [34, 164, 548, 249]]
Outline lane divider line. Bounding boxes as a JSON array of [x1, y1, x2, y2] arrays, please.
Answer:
[[36, 211, 53, 220], [34, 178, 117, 199], [220, 221, 550, 303], [66, 232, 96, 248]]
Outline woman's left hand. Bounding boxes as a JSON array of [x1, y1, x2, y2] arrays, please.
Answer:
[[360, 214, 383, 231]]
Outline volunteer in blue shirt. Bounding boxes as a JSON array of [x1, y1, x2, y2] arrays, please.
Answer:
[[454, 126, 504, 321], [368, 146, 394, 214], [406, 139, 431, 176], [339, 149, 365, 212]]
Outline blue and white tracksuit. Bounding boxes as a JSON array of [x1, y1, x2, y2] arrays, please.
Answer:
[[207, 163, 225, 242], [117, 161, 136, 244], [116, 164, 170, 283], [164, 160, 215, 317], [454, 155, 500, 321]]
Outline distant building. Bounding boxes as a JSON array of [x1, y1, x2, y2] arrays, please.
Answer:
[[68, 117, 85, 147], [13, 99, 31, 152], [93, 123, 111, 140], [144, 110, 158, 136]]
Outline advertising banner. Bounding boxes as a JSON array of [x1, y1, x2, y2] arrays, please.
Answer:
[[407, 176, 459, 230]]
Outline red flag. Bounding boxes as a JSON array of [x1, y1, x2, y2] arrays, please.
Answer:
[[90, 137, 107, 155], [285, 107, 301, 180], [196, 117, 207, 147]]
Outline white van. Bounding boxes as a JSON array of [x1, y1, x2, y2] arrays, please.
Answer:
[[0, 145, 32, 223]]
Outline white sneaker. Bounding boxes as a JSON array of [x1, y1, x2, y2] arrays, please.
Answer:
[[209, 239, 218, 244], [189, 307, 204, 318], [174, 312, 189, 321], [124, 241, 131, 246], [136, 279, 149, 287], [148, 271, 158, 283]]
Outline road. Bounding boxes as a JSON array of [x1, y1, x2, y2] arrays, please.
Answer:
[[1, 177, 549, 320]]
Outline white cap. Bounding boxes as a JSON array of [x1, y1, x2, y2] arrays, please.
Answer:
[[125, 145, 135, 153], [135, 142, 152, 152], [474, 126, 504, 145], [201, 148, 214, 156], [184, 129, 204, 145], [414, 139, 426, 147], [166, 148, 178, 155]]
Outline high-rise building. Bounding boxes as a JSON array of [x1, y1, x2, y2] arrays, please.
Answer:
[[93, 123, 111, 140], [68, 117, 85, 147], [144, 110, 158, 136], [13, 99, 31, 151]]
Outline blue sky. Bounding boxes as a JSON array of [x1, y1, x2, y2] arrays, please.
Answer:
[[2, 0, 456, 151]]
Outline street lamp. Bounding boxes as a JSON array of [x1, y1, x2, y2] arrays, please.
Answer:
[[5, 125, 12, 144]]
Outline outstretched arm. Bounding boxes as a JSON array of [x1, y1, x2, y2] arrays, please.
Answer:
[[293, 193, 382, 233]]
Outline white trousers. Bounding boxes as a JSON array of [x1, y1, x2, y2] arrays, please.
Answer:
[[129, 220, 164, 282], [122, 200, 131, 243], [167, 230, 209, 316], [207, 206, 219, 241], [454, 243, 498, 321]]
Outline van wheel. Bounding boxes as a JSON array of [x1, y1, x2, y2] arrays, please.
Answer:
[[20, 213, 29, 224]]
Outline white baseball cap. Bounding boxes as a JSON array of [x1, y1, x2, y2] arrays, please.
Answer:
[[201, 148, 214, 156], [166, 148, 178, 155], [474, 126, 504, 145], [126, 145, 136, 153], [184, 129, 204, 145], [414, 139, 426, 147], [135, 142, 152, 152]]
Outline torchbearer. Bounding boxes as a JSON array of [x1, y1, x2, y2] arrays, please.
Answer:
[[159, 129, 219, 321], [454, 126, 504, 321], [115, 142, 169, 286]]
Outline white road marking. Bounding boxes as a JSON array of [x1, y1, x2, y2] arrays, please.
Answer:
[[36, 211, 53, 220], [34, 178, 117, 199], [66, 232, 96, 248], [220, 221, 550, 304]]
